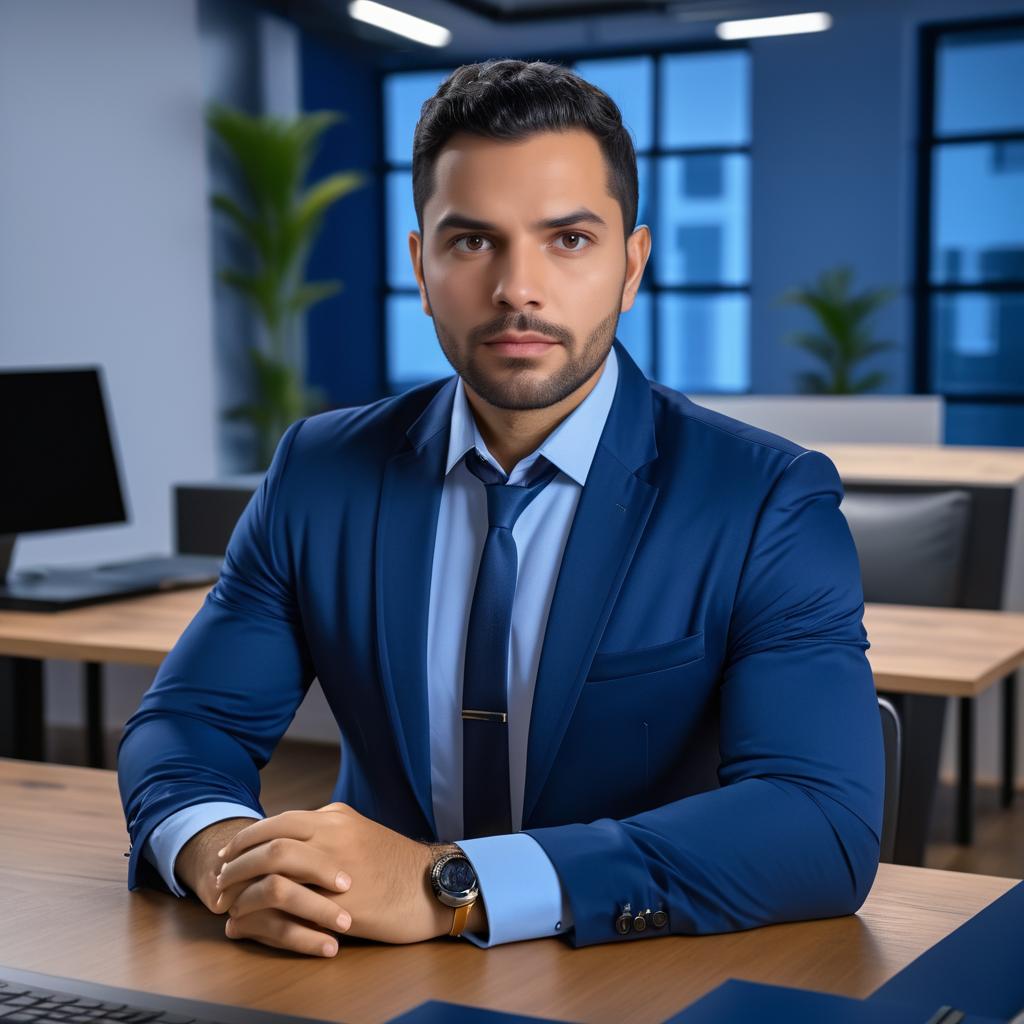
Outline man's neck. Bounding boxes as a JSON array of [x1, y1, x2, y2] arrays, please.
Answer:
[[463, 357, 607, 476]]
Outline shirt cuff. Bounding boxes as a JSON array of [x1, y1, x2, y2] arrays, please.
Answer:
[[143, 801, 264, 897], [454, 832, 574, 947]]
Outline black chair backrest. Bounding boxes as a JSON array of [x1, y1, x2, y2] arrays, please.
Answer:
[[878, 696, 901, 864], [840, 489, 972, 606]]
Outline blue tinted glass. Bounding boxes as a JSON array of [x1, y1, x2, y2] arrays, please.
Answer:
[[387, 294, 453, 392], [655, 155, 749, 285], [936, 28, 1024, 136], [615, 290, 653, 376], [932, 292, 1024, 394], [387, 171, 420, 289], [657, 293, 749, 392], [931, 143, 1024, 285], [945, 402, 1024, 446], [573, 56, 653, 151], [385, 69, 452, 165], [659, 50, 749, 148]]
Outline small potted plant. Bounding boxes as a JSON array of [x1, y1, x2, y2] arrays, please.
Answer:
[[780, 266, 898, 394], [208, 103, 366, 468]]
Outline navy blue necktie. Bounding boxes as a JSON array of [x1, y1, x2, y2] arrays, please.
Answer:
[[461, 449, 560, 839]]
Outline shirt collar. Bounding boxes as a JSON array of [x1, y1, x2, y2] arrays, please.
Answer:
[[445, 343, 619, 487]]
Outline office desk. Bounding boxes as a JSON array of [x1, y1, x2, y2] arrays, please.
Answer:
[[819, 443, 1024, 853], [0, 758, 1018, 1024], [3, 589, 1024, 866]]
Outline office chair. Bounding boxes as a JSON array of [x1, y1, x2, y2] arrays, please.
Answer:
[[878, 695, 902, 864], [841, 488, 972, 864]]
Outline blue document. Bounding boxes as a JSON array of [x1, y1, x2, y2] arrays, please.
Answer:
[[386, 1001, 572, 1023], [869, 879, 1024, 1020], [664, 979, 1005, 1023]]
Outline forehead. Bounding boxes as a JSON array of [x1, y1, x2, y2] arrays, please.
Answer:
[[426, 128, 617, 226]]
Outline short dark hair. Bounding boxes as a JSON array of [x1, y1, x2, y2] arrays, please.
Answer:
[[412, 59, 639, 241]]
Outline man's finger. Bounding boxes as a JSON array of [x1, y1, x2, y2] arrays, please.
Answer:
[[216, 836, 350, 894], [216, 810, 316, 861], [227, 874, 352, 935], [224, 908, 340, 958]]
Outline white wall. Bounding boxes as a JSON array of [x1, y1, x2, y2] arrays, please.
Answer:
[[0, 0, 338, 750]]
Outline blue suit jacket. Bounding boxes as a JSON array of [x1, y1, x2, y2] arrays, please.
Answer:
[[117, 338, 885, 947]]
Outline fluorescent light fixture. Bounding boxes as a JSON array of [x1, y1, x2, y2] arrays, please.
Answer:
[[716, 11, 832, 40], [348, 1, 452, 47]]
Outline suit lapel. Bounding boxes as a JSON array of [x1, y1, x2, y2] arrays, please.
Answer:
[[375, 376, 456, 839], [522, 339, 660, 824]]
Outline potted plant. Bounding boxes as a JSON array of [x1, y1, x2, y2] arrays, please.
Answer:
[[207, 103, 366, 468], [780, 266, 898, 394]]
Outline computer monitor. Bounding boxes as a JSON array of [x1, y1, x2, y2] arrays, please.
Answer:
[[0, 366, 127, 579]]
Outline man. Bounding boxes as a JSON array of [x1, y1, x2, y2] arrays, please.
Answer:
[[118, 59, 884, 959]]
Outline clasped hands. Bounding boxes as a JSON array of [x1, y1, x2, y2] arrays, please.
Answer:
[[208, 802, 454, 956]]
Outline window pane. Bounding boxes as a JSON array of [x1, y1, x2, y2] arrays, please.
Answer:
[[384, 69, 452, 165], [574, 56, 653, 151], [657, 293, 749, 392], [659, 50, 749, 149], [935, 28, 1024, 136], [945, 401, 1024, 446], [387, 294, 452, 391], [615, 290, 653, 376], [931, 143, 1024, 285], [387, 171, 419, 289], [932, 292, 1024, 394], [655, 155, 749, 285]]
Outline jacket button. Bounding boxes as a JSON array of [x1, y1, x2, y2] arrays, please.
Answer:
[[632, 913, 647, 932], [652, 910, 668, 928], [614, 912, 632, 935]]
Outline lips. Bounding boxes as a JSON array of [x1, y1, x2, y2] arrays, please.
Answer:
[[485, 333, 558, 356]]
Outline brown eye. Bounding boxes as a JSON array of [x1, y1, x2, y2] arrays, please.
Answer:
[[454, 235, 492, 253], [556, 232, 591, 252]]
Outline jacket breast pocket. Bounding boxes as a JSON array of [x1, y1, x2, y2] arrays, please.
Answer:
[[585, 630, 705, 683]]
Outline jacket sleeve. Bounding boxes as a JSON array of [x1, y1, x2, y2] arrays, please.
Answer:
[[117, 417, 316, 892], [524, 449, 885, 947]]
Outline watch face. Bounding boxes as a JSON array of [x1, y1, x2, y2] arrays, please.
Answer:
[[439, 856, 477, 895]]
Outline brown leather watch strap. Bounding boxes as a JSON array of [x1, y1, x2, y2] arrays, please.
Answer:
[[448, 901, 474, 937]]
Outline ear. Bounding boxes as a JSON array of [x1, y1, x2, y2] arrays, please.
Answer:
[[408, 230, 432, 315], [621, 224, 652, 313]]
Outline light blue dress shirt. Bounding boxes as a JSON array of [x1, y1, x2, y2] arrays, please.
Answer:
[[144, 344, 619, 947]]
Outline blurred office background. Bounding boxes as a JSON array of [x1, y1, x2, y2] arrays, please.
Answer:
[[1, 0, 1022, 869]]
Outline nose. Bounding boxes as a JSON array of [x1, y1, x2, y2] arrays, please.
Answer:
[[491, 238, 546, 312]]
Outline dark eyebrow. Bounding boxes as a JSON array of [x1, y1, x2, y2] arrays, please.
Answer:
[[434, 207, 607, 234]]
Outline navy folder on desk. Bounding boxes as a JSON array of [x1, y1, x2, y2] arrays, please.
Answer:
[[663, 980, 1005, 1023], [868, 879, 1024, 1020]]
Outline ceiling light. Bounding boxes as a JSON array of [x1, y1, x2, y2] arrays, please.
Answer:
[[716, 11, 832, 40], [348, 1, 452, 48]]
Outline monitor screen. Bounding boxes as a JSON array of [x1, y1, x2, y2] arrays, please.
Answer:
[[0, 367, 127, 536]]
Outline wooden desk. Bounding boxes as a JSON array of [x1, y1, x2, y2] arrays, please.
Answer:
[[818, 442, 1024, 850], [3, 590, 1024, 868], [0, 758, 1018, 1024]]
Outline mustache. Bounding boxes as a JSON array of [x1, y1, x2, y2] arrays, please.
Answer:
[[471, 317, 570, 345]]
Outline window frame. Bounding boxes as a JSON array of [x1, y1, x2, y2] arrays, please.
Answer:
[[913, 14, 1024, 407], [379, 39, 752, 395]]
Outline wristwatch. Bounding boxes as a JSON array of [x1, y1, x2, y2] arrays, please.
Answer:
[[429, 848, 479, 937]]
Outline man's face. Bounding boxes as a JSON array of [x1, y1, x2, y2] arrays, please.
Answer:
[[409, 128, 650, 411]]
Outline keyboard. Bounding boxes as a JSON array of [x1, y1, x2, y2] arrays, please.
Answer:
[[0, 554, 223, 611], [0, 966, 330, 1024]]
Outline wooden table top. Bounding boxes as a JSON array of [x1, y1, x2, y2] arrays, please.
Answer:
[[863, 603, 1024, 697], [1, 588, 1023, 699], [0, 758, 1018, 1024], [818, 443, 1024, 488]]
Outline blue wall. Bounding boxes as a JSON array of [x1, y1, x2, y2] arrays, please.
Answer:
[[301, 32, 384, 408]]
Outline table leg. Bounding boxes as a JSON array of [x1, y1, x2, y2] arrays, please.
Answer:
[[85, 661, 105, 769], [1003, 674, 1017, 809], [957, 696, 974, 845], [0, 656, 45, 760]]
